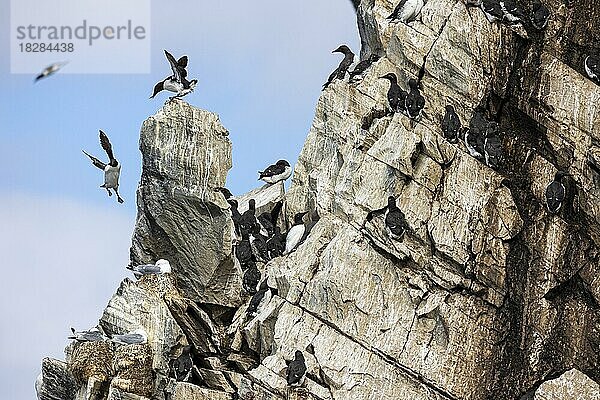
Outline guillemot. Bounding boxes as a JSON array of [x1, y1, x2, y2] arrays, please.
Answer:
[[258, 160, 292, 184], [83, 130, 124, 203], [323, 45, 355, 89], [151, 50, 197, 100]]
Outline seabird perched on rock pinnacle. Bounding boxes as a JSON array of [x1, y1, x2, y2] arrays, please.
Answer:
[[284, 212, 309, 255], [286, 350, 307, 387], [242, 261, 261, 295], [170, 345, 193, 382], [35, 61, 68, 82], [349, 54, 381, 82], [545, 171, 567, 214], [499, 0, 525, 24], [379, 73, 407, 114], [584, 55, 599, 85], [405, 79, 425, 120], [258, 160, 292, 184], [323, 45, 355, 90], [530, 0, 550, 30], [126, 259, 172, 279], [240, 199, 259, 235], [110, 329, 148, 345], [387, 0, 425, 23], [384, 196, 409, 241], [83, 130, 124, 203], [150, 50, 197, 100], [68, 327, 106, 342], [442, 105, 461, 144]]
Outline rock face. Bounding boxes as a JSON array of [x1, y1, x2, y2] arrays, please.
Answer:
[[37, 1, 600, 400]]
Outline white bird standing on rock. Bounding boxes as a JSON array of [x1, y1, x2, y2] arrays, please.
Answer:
[[83, 130, 124, 203], [284, 212, 308, 255], [126, 259, 172, 279], [68, 327, 107, 342]]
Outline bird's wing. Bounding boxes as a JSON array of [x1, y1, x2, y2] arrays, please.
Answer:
[[134, 264, 161, 274], [99, 130, 115, 163], [177, 56, 189, 79], [260, 163, 285, 177], [164, 50, 183, 82], [82, 150, 106, 170]]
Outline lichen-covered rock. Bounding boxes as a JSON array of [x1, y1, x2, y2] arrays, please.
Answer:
[[110, 344, 154, 398], [67, 341, 114, 385], [172, 383, 233, 400], [36, 358, 78, 400], [534, 369, 600, 400]]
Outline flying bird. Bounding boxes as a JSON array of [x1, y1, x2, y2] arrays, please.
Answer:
[[258, 160, 292, 184], [110, 329, 148, 345], [68, 327, 106, 342], [83, 130, 124, 203], [284, 212, 309, 255], [584, 55, 599, 85], [323, 45, 355, 89], [151, 50, 197, 100], [349, 54, 381, 82], [405, 78, 425, 120], [387, 0, 424, 23], [126, 259, 172, 279], [35, 61, 68, 82], [545, 171, 567, 214], [441, 105, 461, 144], [286, 350, 307, 387], [379, 73, 407, 114]]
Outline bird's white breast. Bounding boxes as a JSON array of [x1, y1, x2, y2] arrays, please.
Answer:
[[104, 164, 121, 188], [284, 225, 305, 254], [164, 79, 183, 93]]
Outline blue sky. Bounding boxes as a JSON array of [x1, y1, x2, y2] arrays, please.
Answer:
[[0, 1, 359, 399]]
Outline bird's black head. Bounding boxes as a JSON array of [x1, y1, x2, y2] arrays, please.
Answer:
[[109, 159, 119, 167], [294, 212, 308, 224], [379, 73, 397, 82], [229, 198, 239, 209], [150, 80, 165, 99], [276, 160, 290, 167], [249, 199, 256, 210], [445, 105, 455, 113], [333, 45, 351, 54], [387, 196, 397, 208], [295, 350, 304, 361], [216, 187, 233, 200], [555, 171, 569, 181], [408, 78, 418, 89], [369, 54, 382, 62]]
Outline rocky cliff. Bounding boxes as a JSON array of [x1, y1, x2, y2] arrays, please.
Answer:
[[37, 1, 599, 399]]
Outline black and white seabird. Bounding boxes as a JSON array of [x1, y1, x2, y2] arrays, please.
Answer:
[[240, 199, 259, 236], [68, 327, 106, 342], [379, 73, 407, 114], [242, 262, 261, 295], [483, 122, 502, 169], [349, 54, 381, 82], [286, 350, 307, 387], [584, 55, 599, 85], [545, 171, 567, 214], [284, 212, 309, 255], [465, 109, 488, 160], [258, 160, 292, 184], [246, 280, 271, 317], [530, 0, 550, 30], [258, 201, 283, 237], [499, 0, 524, 24], [405, 79, 425, 120], [150, 50, 197, 100], [480, 0, 504, 23], [110, 329, 148, 345], [236, 231, 253, 266], [251, 224, 270, 262], [216, 187, 234, 201], [387, 0, 425, 23], [384, 196, 410, 241], [323, 45, 355, 90], [35, 61, 68, 82], [170, 345, 193, 382], [299, 210, 320, 245], [83, 130, 124, 203], [442, 105, 461, 144], [266, 226, 286, 259], [126, 259, 172, 279]]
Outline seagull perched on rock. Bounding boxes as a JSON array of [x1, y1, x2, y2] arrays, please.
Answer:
[[349, 54, 381, 83], [584, 55, 599, 85], [323, 45, 355, 89], [284, 212, 309, 255], [110, 329, 148, 345], [379, 73, 407, 114], [68, 327, 106, 342], [442, 105, 461, 144], [405, 78, 425, 120], [286, 350, 307, 387], [387, 0, 424, 23], [35, 61, 68, 82], [545, 171, 567, 214], [530, 0, 550, 30], [126, 259, 172, 279], [151, 50, 197, 100], [83, 130, 124, 203], [258, 160, 292, 184]]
